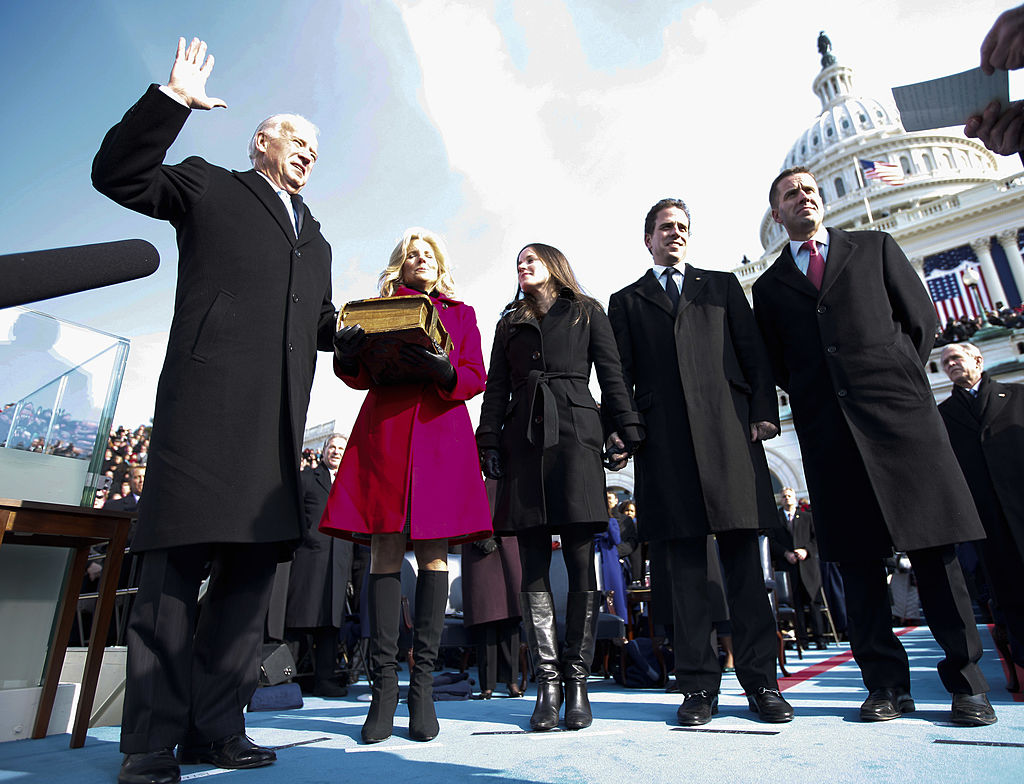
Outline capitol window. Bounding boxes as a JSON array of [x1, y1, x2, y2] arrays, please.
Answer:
[[900, 156, 913, 175], [923, 153, 934, 172], [834, 177, 846, 197]]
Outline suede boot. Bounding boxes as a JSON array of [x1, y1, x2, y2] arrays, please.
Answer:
[[408, 570, 448, 741], [521, 592, 562, 731], [562, 591, 600, 730], [362, 573, 402, 743]]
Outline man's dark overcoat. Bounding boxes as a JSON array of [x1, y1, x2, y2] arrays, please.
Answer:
[[607, 267, 780, 541], [286, 461, 354, 628], [939, 374, 1024, 567], [767, 508, 822, 598], [92, 85, 335, 553], [752, 228, 983, 560], [476, 292, 641, 533]]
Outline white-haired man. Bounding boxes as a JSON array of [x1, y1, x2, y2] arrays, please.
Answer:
[[939, 342, 1024, 676], [93, 37, 336, 784]]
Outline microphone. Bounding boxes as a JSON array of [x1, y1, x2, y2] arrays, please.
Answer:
[[0, 239, 160, 309]]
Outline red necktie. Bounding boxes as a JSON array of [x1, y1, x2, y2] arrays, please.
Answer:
[[802, 239, 825, 290]]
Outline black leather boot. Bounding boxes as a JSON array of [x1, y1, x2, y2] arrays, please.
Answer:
[[521, 592, 562, 731], [362, 573, 401, 744], [562, 591, 600, 730], [408, 570, 448, 741]]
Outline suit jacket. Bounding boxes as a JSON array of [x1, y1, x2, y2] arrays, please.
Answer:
[[767, 508, 822, 597], [92, 85, 336, 552], [476, 292, 642, 532], [939, 374, 1024, 566], [608, 265, 780, 540], [752, 228, 984, 559], [286, 462, 354, 628]]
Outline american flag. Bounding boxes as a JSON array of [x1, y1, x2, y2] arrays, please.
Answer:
[[859, 158, 905, 186], [924, 261, 993, 323]]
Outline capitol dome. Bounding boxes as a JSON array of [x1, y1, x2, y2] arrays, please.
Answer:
[[757, 34, 1000, 256]]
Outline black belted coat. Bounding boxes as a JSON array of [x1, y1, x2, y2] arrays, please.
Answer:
[[476, 292, 642, 533]]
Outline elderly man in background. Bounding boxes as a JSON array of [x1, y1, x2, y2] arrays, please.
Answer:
[[92, 37, 336, 784], [285, 434, 354, 698], [939, 342, 1024, 677]]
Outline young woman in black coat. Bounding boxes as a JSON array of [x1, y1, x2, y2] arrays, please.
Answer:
[[476, 243, 642, 731]]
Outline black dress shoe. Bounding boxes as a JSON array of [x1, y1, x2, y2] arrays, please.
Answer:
[[177, 734, 276, 769], [951, 693, 997, 726], [676, 690, 718, 726], [860, 688, 913, 721], [312, 680, 349, 698], [118, 749, 180, 784], [747, 687, 794, 723]]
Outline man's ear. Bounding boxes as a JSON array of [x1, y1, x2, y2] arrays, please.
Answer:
[[254, 131, 269, 154], [771, 208, 782, 225], [644, 234, 654, 255]]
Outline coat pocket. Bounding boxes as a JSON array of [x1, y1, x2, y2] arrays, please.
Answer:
[[566, 389, 602, 453], [191, 289, 236, 362]]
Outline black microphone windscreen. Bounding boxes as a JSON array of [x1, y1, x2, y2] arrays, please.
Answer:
[[0, 239, 160, 308]]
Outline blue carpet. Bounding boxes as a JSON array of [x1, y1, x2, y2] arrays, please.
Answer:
[[1, 625, 1021, 783]]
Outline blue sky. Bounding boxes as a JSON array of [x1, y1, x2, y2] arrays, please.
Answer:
[[1, 0, 1019, 430]]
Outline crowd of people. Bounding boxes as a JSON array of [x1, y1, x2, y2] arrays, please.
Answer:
[[933, 303, 1024, 347], [68, 15, 1024, 783]]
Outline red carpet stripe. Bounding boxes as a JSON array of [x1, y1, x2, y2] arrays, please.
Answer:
[[778, 626, 916, 691]]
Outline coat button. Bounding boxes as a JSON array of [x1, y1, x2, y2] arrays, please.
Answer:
[[826, 345, 837, 353], [294, 249, 302, 258], [534, 416, 543, 424], [837, 389, 847, 397], [531, 351, 541, 360], [288, 343, 294, 351], [291, 293, 299, 303], [816, 305, 827, 314]]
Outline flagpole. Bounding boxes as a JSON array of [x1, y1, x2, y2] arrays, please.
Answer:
[[853, 156, 874, 224]]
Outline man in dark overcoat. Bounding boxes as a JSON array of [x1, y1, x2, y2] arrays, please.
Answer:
[[286, 434, 355, 697], [752, 166, 994, 726], [92, 38, 336, 784], [607, 198, 792, 726], [939, 342, 1024, 671], [767, 487, 825, 649]]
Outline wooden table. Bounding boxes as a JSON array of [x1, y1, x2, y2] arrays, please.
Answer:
[[0, 498, 134, 748]]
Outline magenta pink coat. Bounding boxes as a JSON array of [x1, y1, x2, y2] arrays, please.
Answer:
[[319, 286, 493, 544]]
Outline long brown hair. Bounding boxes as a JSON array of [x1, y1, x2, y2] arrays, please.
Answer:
[[506, 243, 600, 324]]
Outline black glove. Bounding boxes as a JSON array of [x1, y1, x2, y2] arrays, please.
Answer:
[[333, 324, 366, 371], [400, 343, 456, 389], [473, 537, 499, 555], [480, 448, 504, 480]]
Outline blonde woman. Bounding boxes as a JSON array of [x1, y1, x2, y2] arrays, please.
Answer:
[[321, 228, 491, 743]]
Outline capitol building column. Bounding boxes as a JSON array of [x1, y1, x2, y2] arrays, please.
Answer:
[[995, 229, 1024, 304], [971, 237, 1008, 307]]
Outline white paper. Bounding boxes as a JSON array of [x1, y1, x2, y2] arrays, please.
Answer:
[[891, 68, 1010, 132]]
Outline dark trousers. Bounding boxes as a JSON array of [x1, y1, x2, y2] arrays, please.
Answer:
[[473, 618, 521, 692], [978, 511, 1024, 666], [667, 530, 778, 694], [120, 542, 279, 753], [839, 544, 988, 696], [788, 569, 825, 645]]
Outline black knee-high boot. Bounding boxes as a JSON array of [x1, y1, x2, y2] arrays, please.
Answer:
[[521, 592, 562, 731], [562, 591, 600, 729], [362, 573, 401, 744], [408, 570, 448, 741]]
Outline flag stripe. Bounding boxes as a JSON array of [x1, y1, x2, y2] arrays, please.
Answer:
[[859, 158, 905, 186]]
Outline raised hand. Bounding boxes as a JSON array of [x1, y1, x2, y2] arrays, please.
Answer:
[[164, 37, 227, 110]]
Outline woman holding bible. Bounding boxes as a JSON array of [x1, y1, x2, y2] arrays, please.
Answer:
[[476, 243, 643, 731], [320, 227, 491, 744]]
